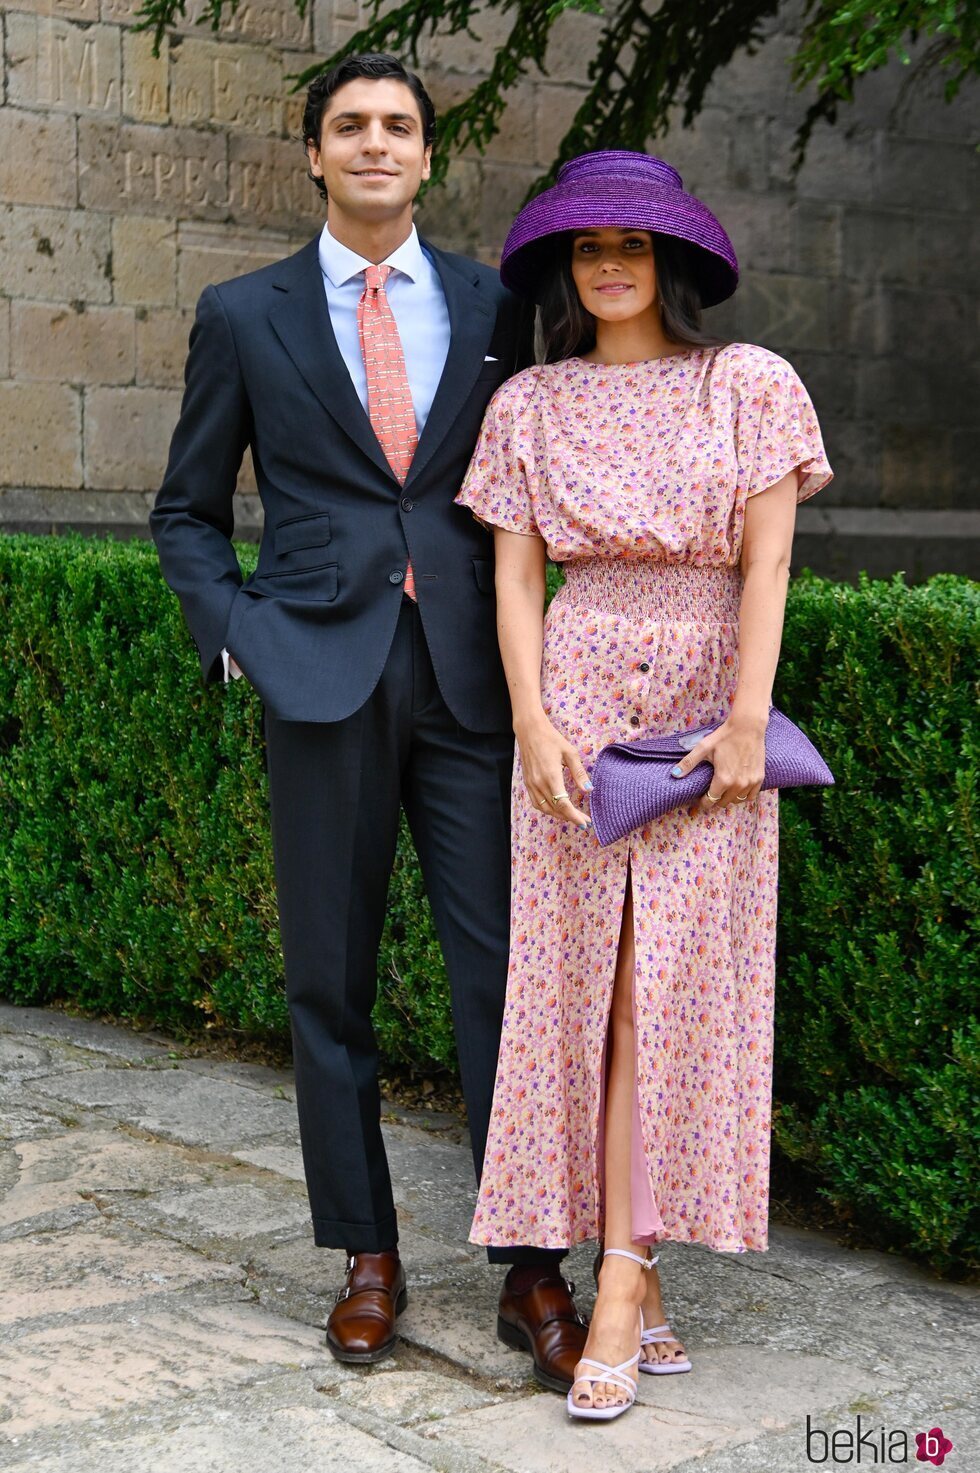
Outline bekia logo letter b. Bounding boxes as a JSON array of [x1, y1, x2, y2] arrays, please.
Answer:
[[916, 1427, 954, 1466]]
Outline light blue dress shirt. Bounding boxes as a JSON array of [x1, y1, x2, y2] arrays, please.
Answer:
[[317, 221, 452, 436], [223, 224, 452, 683]]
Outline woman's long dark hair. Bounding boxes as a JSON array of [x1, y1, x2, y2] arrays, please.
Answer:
[[538, 232, 724, 363]]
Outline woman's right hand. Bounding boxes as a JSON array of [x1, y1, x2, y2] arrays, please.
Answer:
[[515, 713, 592, 830]]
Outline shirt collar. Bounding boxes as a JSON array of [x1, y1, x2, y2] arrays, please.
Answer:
[[318, 221, 425, 288]]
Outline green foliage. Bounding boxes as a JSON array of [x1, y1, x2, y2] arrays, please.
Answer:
[[793, 1, 979, 164], [774, 572, 979, 1273], [134, 0, 979, 192], [0, 535, 441, 1051], [1, 538, 977, 1273]]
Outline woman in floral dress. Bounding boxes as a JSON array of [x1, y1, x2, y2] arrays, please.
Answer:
[[455, 152, 831, 1421]]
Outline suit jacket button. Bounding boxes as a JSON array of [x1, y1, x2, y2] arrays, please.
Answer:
[[401, 497, 414, 512], [389, 570, 404, 584]]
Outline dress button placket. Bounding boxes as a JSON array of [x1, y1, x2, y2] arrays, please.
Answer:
[[630, 655, 652, 732]]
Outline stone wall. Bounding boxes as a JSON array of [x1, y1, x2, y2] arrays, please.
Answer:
[[0, 0, 977, 575]]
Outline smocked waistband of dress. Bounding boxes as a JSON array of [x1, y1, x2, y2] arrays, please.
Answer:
[[555, 558, 742, 622]]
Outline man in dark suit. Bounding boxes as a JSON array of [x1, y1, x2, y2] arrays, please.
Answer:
[[151, 53, 587, 1389]]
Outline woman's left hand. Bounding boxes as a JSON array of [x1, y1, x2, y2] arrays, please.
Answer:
[[671, 714, 768, 812]]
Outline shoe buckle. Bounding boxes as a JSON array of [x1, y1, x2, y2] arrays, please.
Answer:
[[563, 1276, 587, 1328], [336, 1253, 357, 1301]]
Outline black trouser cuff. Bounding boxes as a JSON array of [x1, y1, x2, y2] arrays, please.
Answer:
[[312, 1212, 399, 1253]]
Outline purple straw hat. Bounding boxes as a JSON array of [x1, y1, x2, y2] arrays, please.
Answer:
[[500, 150, 738, 307]]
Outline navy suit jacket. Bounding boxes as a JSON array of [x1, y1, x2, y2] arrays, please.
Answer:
[[150, 234, 533, 729]]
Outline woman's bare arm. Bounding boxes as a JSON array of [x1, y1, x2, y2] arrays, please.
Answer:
[[494, 527, 592, 829], [671, 471, 799, 807]]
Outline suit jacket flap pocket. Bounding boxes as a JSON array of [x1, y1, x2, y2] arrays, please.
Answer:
[[275, 512, 332, 556]]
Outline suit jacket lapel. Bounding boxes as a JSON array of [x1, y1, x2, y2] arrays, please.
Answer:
[[405, 244, 496, 488], [267, 237, 395, 482]]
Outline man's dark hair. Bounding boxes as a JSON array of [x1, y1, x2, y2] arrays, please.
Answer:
[[302, 53, 437, 201], [538, 232, 724, 363]]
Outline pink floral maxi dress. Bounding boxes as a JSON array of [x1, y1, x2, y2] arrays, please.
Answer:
[[455, 344, 832, 1253]]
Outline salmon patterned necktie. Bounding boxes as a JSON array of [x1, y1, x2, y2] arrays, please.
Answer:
[[358, 263, 417, 601]]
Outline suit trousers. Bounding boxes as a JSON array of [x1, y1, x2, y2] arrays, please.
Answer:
[[264, 598, 564, 1266]]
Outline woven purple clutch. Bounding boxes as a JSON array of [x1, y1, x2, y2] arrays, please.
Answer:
[[589, 708, 834, 847]]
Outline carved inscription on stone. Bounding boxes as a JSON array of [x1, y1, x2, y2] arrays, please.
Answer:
[[170, 39, 284, 133], [213, 51, 284, 133], [80, 120, 229, 218], [224, 0, 311, 46], [227, 136, 317, 228], [79, 120, 316, 230], [102, 0, 311, 45], [13, 0, 100, 24], [122, 30, 169, 123], [6, 16, 122, 115]]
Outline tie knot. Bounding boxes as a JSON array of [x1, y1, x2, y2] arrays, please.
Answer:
[[363, 263, 392, 292]]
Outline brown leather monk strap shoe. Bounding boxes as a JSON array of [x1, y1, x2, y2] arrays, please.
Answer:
[[497, 1272, 589, 1393], [326, 1250, 407, 1364]]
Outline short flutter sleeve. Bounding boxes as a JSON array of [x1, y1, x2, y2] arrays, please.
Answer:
[[455, 372, 541, 536], [735, 352, 832, 505]]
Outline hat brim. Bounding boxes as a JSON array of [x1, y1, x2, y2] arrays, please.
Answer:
[[500, 185, 739, 308]]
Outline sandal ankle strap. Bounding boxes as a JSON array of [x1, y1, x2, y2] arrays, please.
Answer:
[[603, 1248, 657, 1271]]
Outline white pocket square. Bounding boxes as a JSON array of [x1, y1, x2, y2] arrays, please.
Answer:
[[484, 355, 499, 362]]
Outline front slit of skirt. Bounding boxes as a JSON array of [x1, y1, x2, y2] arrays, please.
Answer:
[[595, 846, 666, 1245]]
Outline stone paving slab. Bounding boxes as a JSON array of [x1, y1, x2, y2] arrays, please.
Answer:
[[115, 1178, 312, 1246], [234, 1141, 307, 1180], [657, 1378, 979, 1473], [0, 1002, 172, 1064], [398, 1273, 538, 1386], [174, 1053, 298, 1101], [0, 1224, 241, 1325], [428, 1348, 897, 1471], [0, 1198, 103, 1244], [0, 1372, 453, 1473], [0, 1129, 211, 1232], [30, 1067, 300, 1151], [1, 1004, 976, 1473], [0, 1035, 103, 1082], [330, 1366, 500, 1426], [433, 1395, 738, 1471], [0, 1086, 73, 1143], [2, 1407, 435, 1473], [0, 1301, 335, 1439]]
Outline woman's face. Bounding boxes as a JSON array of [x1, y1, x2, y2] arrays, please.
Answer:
[[569, 227, 657, 322]]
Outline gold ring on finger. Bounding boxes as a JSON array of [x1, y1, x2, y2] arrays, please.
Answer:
[[734, 794, 749, 803], [551, 791, 569, 806], [704, 792, 720, 805]]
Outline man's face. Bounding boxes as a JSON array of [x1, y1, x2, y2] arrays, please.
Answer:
[[306, 77, 432, 225]]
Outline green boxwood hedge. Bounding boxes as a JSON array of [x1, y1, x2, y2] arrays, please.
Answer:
[[0, 535, 976, 1273]]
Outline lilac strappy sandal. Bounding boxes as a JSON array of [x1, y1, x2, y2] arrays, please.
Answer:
[[566, 1248, 652, 1422], [638, 1252, 692, 1374]]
